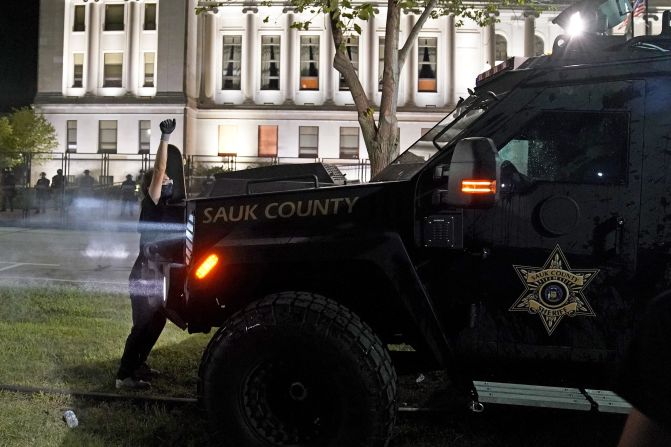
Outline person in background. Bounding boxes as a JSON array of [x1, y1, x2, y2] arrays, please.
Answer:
[[51, 169, 65, 210], [34, 172, 50, 214], [1, 169, 17, 212], [116, 118, 176, 390], [79, 169, 94, 197], [120, 174, 137, 217], [201, 174, 214, 197], [617, 293, 671, 446]]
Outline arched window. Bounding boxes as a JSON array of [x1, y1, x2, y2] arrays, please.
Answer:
[[535, 35, 545, 56], [495, 34, 508, 63]]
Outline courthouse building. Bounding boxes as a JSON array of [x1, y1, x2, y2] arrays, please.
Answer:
[[34, 0, 667, 183]]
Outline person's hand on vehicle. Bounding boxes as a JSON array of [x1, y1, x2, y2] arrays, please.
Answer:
[[160, 119, 176, 141]]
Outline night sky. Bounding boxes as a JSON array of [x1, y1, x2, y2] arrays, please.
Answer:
[[0, 0, 39, 114]]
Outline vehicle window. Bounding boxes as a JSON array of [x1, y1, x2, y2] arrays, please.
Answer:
[[498, 111, 628, 185], [378, 95, 492, 181]]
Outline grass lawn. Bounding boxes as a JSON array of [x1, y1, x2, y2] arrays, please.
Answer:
[[0, 285, 626, 446]]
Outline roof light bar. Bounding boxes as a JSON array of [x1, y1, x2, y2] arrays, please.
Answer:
[[476, 57, 528, 87]]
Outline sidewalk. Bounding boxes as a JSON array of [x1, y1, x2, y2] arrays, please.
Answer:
[[0, 198, 140, 232]]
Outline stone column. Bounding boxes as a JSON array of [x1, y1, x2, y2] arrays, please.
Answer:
[[284, 10, 295, 104], [446, 14, 455, 106], [243, 9, 257, 103], [405, 14, 417, 107], [196, 11, 205, 101], [86, 2, 101, 94], [128, 1, 142, 94], [485, 22, 496, 68], [323, 15, 334, 104], [203, 12, 217, 102], [524, 11, 537, 57], [185, 0, 199, 100]]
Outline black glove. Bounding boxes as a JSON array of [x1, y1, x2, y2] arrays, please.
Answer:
[[160, 119, 176, 141]]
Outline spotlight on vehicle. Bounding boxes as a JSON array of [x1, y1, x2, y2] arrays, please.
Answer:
[[553, 0, 632, 35], [567, 12, 586, 36]]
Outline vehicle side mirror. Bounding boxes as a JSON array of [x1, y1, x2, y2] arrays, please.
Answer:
[[446, 137, 499, 208]]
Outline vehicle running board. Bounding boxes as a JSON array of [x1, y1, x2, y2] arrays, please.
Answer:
[[473, 381, 631, 414]]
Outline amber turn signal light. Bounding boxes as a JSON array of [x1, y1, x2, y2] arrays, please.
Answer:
[[462, 180, 497, 194], [195, 254, 219, 279]]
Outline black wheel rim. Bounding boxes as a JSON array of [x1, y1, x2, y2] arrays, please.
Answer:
[[241, 355, 341, 445]]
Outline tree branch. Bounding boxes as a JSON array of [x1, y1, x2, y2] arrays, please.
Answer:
[[397, 0, 438, 71]]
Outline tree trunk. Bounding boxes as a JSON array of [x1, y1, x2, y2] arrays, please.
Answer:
[[366, 0, 402, 178], [360, 114, 399, 178]]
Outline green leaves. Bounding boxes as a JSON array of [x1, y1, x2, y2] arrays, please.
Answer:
[[0, 107, 57, 168]]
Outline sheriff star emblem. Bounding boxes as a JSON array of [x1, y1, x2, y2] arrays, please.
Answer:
[[510, 245, 599, 335]]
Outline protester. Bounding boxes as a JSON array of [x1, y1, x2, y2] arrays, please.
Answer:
[[116, 118, 177, 390]]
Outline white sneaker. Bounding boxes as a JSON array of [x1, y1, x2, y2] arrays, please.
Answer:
[[115, 377, 151, 390]]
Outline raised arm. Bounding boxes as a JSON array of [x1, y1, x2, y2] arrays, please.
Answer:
[[147, 119, 176, 204]]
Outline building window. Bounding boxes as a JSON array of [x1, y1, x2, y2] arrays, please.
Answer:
[[299, 126, 318, 158], [144, 3, 157, 31], [218, 125, 238, 156], [495, 34, 508, 63], [339, 36, 358, 91], [299, 35, 319, 90], [535, 35, 545, 56], [104, 4, 125, 32], [261, 36, 280, 90], [258, 125, 278, 157], [222, 36, 242, 90], [73, 53, 84, 88], [339, 127, 359, 159], [73, 5, 86, 32], [378, 37, 385, 92], [143, 53, 155, 87], [417, 37, 437, 92], [67, 121, 77, 153], [139, 120, 151, 153], [103, 53, 123, 88], [99, 120, 118, 153]]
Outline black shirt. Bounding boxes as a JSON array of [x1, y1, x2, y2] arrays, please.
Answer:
[[51, 174, 64, 189], [617, 292, 671, 432], [138, 196, 168, 247], [121, 179, 136, 201]]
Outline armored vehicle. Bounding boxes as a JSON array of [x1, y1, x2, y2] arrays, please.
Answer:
[[157, 1, 671, 445]]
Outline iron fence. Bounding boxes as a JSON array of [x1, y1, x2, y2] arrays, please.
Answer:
[[3, 152, 371, 204]]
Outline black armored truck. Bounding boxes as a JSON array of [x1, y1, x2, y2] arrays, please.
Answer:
[[156, 1, 671, 445]]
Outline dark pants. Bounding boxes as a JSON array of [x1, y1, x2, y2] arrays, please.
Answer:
[[2, 191, 14, 211], [37, 194, 48, 213], [120, 199, 136, 216], [117, 252, 166, 379]]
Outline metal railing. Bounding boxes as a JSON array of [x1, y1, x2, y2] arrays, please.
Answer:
[[4, 152, 371, 203]]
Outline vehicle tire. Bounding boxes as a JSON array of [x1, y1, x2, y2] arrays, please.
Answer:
[[199, 291, 397, 447]]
